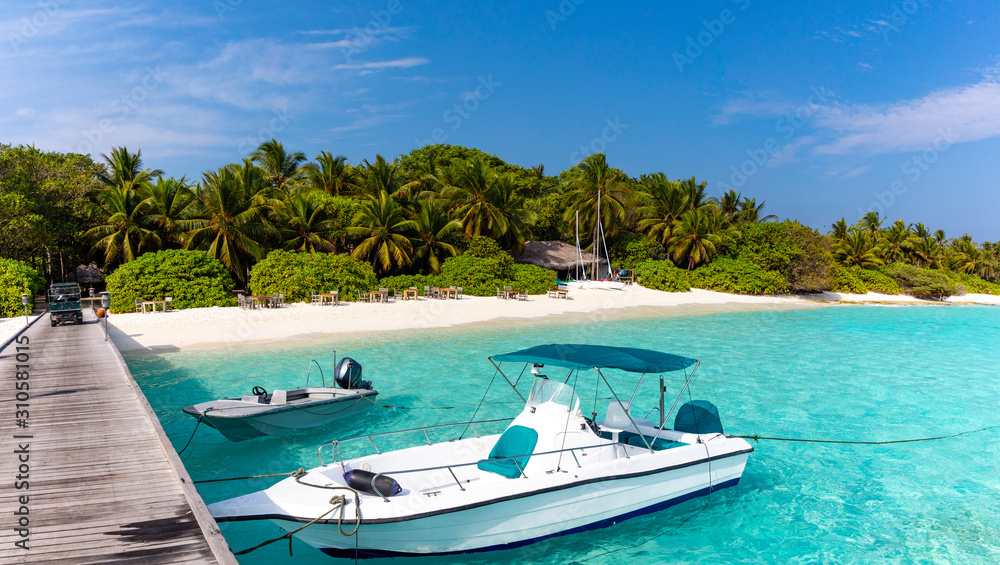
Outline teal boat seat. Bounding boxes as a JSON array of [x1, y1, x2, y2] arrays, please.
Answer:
[[477, 425, 538, 479], [626, 435, 687, 451]]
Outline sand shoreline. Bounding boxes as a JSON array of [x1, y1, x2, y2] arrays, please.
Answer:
[[2, 287, 997, 354]]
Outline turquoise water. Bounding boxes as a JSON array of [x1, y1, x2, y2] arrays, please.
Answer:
[[125, 305, 1000, 564]]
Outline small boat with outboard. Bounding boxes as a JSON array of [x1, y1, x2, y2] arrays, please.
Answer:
[[209, 343, 753, 557], [182, 355, 377, 442]]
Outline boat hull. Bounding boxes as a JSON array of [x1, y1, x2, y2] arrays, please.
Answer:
[[272, 449, 749, 557], [184, 390, 378, 441]]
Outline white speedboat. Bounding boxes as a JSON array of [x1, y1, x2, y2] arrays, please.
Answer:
[[209, 344, 753, 557], [183, 357, 378, 442]]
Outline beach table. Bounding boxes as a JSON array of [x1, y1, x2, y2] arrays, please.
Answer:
[[140, 300, 167, 313], [428, 287, 442, 299], [369, 290, 389, 303], [441, 287, 459, 300], [502, 288, 519, 300], [318, 292, 339, 305], [548, 289, 569, 299], [402, 288, 418, 301], [246, 295, 273, 309]]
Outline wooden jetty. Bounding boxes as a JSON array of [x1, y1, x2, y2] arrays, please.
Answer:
[[0, 309, 237, 564]]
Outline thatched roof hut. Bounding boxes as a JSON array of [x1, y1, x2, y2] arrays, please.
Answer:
[[74, 263, 104, 284], [511, 240, 599, 272]]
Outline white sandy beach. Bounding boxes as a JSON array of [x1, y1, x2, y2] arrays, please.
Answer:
[[97, 287, 999, 354], [2, 287, 997, 353]]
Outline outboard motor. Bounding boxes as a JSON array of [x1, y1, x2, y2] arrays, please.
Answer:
[[335, 357, 372, 390]]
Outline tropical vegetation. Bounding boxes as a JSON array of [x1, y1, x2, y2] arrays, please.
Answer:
[[2, 141, 997, 307], [104, 250, 236, 312]]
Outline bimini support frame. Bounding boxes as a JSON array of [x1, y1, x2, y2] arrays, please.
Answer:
[[651, 361, 701, 444], [595, 368, 653, 453]]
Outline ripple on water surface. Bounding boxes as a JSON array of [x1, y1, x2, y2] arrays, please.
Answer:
[[124, 305, 1000, 564]]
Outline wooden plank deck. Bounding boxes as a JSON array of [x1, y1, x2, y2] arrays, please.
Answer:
[[0, 308, 237, 564]]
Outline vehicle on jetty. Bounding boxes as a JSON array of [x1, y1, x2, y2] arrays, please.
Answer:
[[48, 282, 83, 326], [183, 356, 378, 442], [209, 344, 753, 557]]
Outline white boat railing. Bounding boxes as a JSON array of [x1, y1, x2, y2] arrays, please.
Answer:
[[314, 432, 644, 502], [316, 417, 515, 467]]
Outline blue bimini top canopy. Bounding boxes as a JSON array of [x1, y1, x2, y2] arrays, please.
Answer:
[[491, 344, 697, 374]]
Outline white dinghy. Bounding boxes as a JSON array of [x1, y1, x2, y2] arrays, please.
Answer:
[[183, 356, 378, 442], [209, 344, 753, 557]]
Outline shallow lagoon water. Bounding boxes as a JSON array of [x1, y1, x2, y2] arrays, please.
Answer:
[[125, 305, 1000, 564]]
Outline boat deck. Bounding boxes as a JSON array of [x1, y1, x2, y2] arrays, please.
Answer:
[[0, 309, 237, 564]]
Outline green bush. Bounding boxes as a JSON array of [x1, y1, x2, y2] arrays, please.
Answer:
[[105, 250, 236, 312], [831, 265, 867, 294], [942, 270, 1000, 295], [0, 258, 45, 318], [438, 236, 557, 296], [634, 260, 691, 292], [689, 257, 788, 295], [884, 263, 958, 299], [509, 263, 558, 294], [249, 250, 377, 302], [440, 254, 514, 296], [722, 221, 834, 292], [609, 232, 665, 268], [851, 267, 901, 295]]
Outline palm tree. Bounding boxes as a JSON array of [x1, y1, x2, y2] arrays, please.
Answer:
[[668, 208, 727, 270], [636, 173, 688, 246], [302, 151, 355, 196], [252, 139, 306, 195], [679, 177, 714, 211], [96, 146, 163, 190], [860, 211, 883, 243], [830, 218, 849, 240], [718, 189, 742, 220], [410, 202, 460, 274], [490, 174, 534, 252], [271, 191, 337, 253], [560, 154, 632, 265], [357, 154, 406, 200], [349, 191, 416, 274], [441, 157, 509, 240], [181, 165, 274, 282], [879, 219, 911, 264], [142, 176, 194, 248], [400, 149, 443, 201], [85, 183, 160, 264], [832, 228, 882, 268], [736, 197, 777, 223], [908, 235, 943, 269]]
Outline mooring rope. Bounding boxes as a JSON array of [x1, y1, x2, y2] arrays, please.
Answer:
[[193, 468, 305, 484], [177, 408, 213, 459], [732, 425, 998, 445]]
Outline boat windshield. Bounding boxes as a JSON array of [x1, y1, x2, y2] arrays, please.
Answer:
[[526, 377, 577, 412]]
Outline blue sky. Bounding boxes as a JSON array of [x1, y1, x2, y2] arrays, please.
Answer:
[[3, 1, 999, 239]]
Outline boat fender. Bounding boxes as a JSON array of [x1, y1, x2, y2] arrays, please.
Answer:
[[344, 469, 402, 497]]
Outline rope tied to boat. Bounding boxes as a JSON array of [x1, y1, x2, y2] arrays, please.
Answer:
[[233, 491, 360, 557], [192, 467, 306, 484], [732, 424, 998, 445]]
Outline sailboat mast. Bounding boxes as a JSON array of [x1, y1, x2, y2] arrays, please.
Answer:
[[594, 187, 601, 279]]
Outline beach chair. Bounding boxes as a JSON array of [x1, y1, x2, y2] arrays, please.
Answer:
[[135, 299, 143, 313], [517, 291, 527, 301], [311, 291, 321, 304], [278, 293, 285, 307], [496, 287, 504, 299], [456, 287, 463, 299], [165, 296, 172, 311], [358, 290, 370, 303], [272, 292, 280, 308], [423, 285, 431, 298]]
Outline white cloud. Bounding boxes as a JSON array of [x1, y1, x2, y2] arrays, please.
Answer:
[[334, 57, 430, 71], [767, 136, 816, 167], [712, 92, 796, 125], [813, 73, 1000, 155]]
